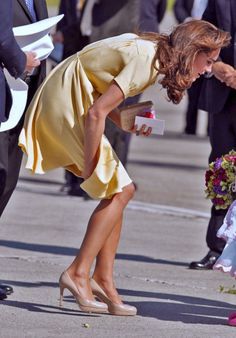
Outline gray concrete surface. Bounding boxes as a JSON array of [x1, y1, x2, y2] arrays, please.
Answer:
[[1, 8, 236, 338]]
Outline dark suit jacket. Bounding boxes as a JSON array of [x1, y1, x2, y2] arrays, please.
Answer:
[[13, 0, 48, 102], [139, 0, 167, 32], [0, 0, 26, 123], [92, 0, 166, 34], [57, 0, 89, 59], [173, 0, 194, 23], [199, 0, 235, 114], [91, 0, 140, 41], [92, 0, 127, 26]]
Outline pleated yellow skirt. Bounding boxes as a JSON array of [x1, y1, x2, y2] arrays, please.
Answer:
[[19, 54, 132, 199]]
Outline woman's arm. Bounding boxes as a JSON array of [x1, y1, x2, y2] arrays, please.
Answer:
[[83, 81, 152, 180], [83, 81, 124, 179]]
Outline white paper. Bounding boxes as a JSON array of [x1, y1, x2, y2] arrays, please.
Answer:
[[13, 15, 64, 60], [21, 34, 54, 60], [135, 116, 165, 135], [0, 15, 64, 132], [0, 70, 28, 132], [13, 15, 64, 44]]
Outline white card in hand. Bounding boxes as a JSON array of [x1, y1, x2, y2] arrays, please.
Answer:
[[135, 116, 165, 135]]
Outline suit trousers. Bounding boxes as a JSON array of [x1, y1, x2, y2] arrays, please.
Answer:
[[184, 77, 209, 135], [0, 75, 40, 216], [0, 117, 24, 216], [206, 91, 236, 255]]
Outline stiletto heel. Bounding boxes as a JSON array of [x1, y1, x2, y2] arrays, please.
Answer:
[[90, 278, 137, 316], [59, 271, 108, 313], [59, 285, 64, 307]]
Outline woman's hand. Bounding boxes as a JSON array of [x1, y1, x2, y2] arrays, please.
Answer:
[[130, 124, 152, 137]]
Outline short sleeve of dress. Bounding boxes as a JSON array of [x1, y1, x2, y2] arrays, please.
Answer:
[[114, 54, 157, 99]]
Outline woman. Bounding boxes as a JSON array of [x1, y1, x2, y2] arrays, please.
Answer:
[[19, 20, 230, 315]]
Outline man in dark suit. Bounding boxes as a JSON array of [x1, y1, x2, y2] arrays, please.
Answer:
[[189, 0, 236, 269], [55, 0, 89, 60], [0, 0, 27, 301], [0, 0, 47, 297], [13, 0, 48, 104], [139, 0, 167, 32], [174, 0, 194, 22], [0, 0, 48, 215], [53, 0, 90, 197], [174, 0, 208, 135]]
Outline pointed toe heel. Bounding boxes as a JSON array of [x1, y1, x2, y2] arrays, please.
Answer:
[[90, 278, 137, 316], [59, 271, 108, 313]]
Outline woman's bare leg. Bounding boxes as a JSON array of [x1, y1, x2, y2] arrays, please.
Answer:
[[66, 183, 135, 300], [92, 215, 123, 303]]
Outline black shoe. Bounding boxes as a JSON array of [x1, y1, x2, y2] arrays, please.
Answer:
[[0, 288, 7, 300], [0, 284, 13, 295], [68, 187, 85, 197], [189, 252, 219, 270]]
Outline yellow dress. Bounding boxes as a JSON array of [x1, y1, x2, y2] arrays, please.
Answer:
[[19, 33, 158, 199]]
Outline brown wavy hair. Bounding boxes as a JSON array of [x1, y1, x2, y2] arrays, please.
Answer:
[[139, 20, 231, 104]]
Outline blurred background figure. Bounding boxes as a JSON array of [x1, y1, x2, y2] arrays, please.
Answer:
[[57, 0, 167, 198], [53, 0, 90, 197], [54, 0, 89, 60], [189, 0, 236, 270], [174, 0, 209, 135], [139, 0, 167, 32]]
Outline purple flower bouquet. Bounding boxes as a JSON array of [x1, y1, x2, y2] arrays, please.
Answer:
[[205, 150, 236, 209]]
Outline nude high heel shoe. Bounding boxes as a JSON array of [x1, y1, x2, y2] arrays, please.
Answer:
[[59, 271, 108, 313], [90, 278, 137, 316]]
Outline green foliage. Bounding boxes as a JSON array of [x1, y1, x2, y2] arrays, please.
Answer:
[[219, 285, 236, 295], [167, 0, 175, 11], [46, 0, 59, 6]]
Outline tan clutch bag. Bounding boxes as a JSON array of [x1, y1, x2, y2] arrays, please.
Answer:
[[119, 100, 153, 131]]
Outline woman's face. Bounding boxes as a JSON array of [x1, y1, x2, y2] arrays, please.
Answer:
[[192, 48, 220, 81]]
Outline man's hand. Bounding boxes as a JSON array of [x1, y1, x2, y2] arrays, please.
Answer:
[[223, 69, 236, 89], [24, 51, 40, 74], [212, 61, 236, 88], [52, 31, 64, 44]]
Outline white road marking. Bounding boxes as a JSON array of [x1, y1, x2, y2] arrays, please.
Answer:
[[128, 200, 210, 219]]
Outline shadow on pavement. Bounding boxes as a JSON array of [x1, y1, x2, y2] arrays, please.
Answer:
[[1, 289, 234, 324], [129, 300, 231, 324], [119, 291, 234, 324], [0, 240, 188, 266], [0, 299, 100, 317]]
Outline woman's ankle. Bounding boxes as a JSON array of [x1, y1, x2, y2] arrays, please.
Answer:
[[92, 274, 117, 292], [67, 267, 90, 283]]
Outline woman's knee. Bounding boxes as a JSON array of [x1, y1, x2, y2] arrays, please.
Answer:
[[125, 182, 136, 199], [116, 183, 135, 205]]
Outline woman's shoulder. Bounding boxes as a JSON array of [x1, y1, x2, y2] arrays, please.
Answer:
[[106, 33, 156, 60], [79, 33, 138, 56], [135, 38, 157, 58]]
